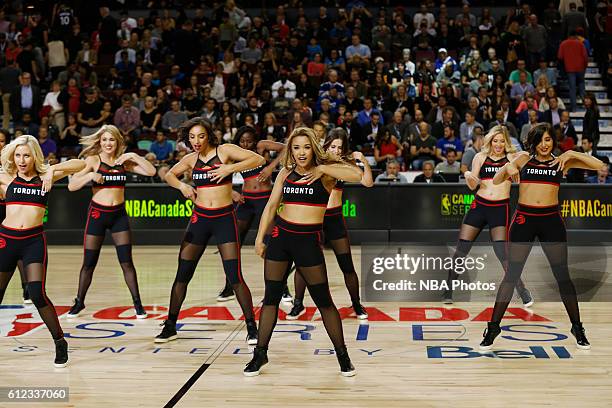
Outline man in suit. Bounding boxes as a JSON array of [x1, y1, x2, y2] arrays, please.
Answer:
[[489, 109, 519, 141], [10, 72, 40, 125], [413, 160, 446, 183], [542, 96, 565, 127], [553, 111, 576, 143], [431, 106, 460, 139]]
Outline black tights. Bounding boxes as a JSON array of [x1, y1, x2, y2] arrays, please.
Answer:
[[293, 236, 360, 304], [257, 258, 345, 349], [75, 232, 142, 303], [0, 261, 64, 340], [447, 224, 526, 290], [491, 242, 580, 324], [168, 239, 254, 323]]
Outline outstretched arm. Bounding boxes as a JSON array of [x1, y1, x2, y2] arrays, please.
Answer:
[[116, 152, 157, 176], [68, 157, 98, 191]]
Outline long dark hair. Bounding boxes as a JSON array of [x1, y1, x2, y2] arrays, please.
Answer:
[[232, 125, 259, 148], [179, 116, 217, 149], [527, 122, 556, 155], [323, 127, 350, 158]]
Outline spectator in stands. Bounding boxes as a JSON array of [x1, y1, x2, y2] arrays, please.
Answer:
[[358, 111, 382, 150], [558, 30, 588, 112], [533, 59, 557, 87], [459, 110, 483, 145], [0, 59, 21, 129], [374, 127, 403, 170], [413, 161, 446, 183], [59, 113, 80, 152], [582, 93, 600, 147], [320, 69, 346, 99], [553, 123, 576, 153], [543, 96, 565, 127], [374, 159, 408, 183], [356, 97, 383, 128], [555, 111, 577, 144], [539, 87, 566, 112], [77, 87, 103, 136], [410, 122, 437, 170], [271, 69, 296, 99], [435, 148, 460, 174], [434, 48, 457, 73], [37, 126, 56, 158], [562, 2, 588, 37], [508, 59, 533, 84], [162, 100, 188, 134], [520, 109, 540, 145], [510, 72, 536, 103], [523, 15, 548, 71], [150, 130, 174, 164], [431, 106, 459, 139], [10, 72, 40, 125], [114, 94, 140, 139], [586, 165, 612, 184], [345, 34, 371, 67], [436, 125, 463, 161]]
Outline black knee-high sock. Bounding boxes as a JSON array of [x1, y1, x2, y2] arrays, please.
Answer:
[[552, 263, 581, 324]]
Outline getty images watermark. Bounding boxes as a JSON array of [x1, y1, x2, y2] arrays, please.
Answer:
[[360, 243, 611, 302]]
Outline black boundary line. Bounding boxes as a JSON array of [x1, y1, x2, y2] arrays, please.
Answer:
[[163, 310, 257, 407]]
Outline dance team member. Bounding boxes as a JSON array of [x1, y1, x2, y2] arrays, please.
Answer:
[[444, 125, 533, 306], [216, 126, 290, 302], [287, 128, 372, 320], [66, 125, 156, 318], [481, 123, 604, 350], [0, 135, 85, 367], [155, 117, 264, 344], [0, 129, 29, 303], [244, 127, 362, 376]]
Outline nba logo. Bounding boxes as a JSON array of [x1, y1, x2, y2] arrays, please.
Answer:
[[441, 194, 451, 216]]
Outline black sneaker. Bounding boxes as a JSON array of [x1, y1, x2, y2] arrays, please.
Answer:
[[281, 285, 293, 304], [54, 338, 68, 368], [154, 320, 177, 343], [244, 346, 268, 377], [335, 345, 356, 377], [246, 319, 258, 345], [571, 322, 591, 350], [67, 298, 85, 318], [353, 302, 368, 320], [442, 289, 453, 304], [286, 300, 305, 320], [134, 300, 147, 319], [479, 322, 501, 350], [216, 285, 235, 302], [517, 287, 534, 308], [23, 287, 32, 304]]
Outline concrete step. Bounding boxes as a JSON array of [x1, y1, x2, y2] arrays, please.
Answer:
[[588, 62, 598, 67], [585, 72, 602, 79], [586, 67, 600, 74], [570, 111, 612, 118], [585, 85, 607, 92], [562, 97, 610, 105]]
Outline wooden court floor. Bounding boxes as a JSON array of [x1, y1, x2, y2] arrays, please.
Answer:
[[0, 246, 611, 407]]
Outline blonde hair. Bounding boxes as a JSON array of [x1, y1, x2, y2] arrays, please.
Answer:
[[481, 125, 517, 156], [0, 135, 49, 176], [79, 125, 126, 158], [281, 127, 339, 169]]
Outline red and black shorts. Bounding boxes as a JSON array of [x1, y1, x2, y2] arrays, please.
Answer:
[[265, 216, 324, 267], [509, 204, 566, 243], [463, 196, 510, 230], [0, 225, 46, 271], [185, 204, 239, 246], [85, 201, 130, 236], [323, 206, 348, 241], [235, 189, 270, 222]]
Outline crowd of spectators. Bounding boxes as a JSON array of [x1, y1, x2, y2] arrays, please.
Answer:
[[0, 1, 609, 184]]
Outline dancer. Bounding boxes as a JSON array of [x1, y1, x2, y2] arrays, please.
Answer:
[[0, 135, 85, 367], [480, 123, 604, 350], [155, 117, 264, 344], [287, 128, 372, 320], [443, 125, 533, 306], [244, 127, 362, 377], [66, 125, 156, 318], [0, 129, 29, 303], [216, 126, 290, 302]]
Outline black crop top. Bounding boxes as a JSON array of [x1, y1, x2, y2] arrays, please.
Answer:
[[192, 150, 231, 188], [282, 170, 330, 207], [94, 160, 127, 188], [5, 175, 48, 208], [520, 156, 563, 186], [240, 164, 265, 180], [479, 156, 509, 180]]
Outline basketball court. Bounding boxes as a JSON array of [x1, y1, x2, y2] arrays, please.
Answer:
[[1, 245, 611, 407]]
